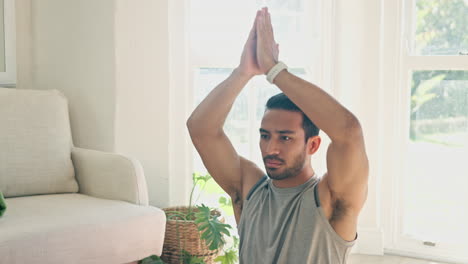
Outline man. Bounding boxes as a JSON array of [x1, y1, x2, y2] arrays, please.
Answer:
[[187, 7, 368, 264]]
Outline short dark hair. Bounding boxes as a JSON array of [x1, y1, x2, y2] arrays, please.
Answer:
[[265, 93, 320, 141]]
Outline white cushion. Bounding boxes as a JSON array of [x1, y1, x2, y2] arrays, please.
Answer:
[[0, 88, 78, 197], [0, 194, 166, 264]]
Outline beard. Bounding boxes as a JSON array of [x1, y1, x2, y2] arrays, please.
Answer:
[[264, 150, 306, 180]]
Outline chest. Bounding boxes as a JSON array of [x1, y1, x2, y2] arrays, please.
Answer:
[[239, 187, 319, 230]]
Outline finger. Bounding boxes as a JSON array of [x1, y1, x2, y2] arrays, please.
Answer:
[[246, 11, 260, 45], [262, 8, 268, 33], [266, 9, 271, 26], [250, 11, 260, 37], [256, 9, 263, 40], [259, 8, 264, 27], [265, 12, 275, 41], [266, 10, 275, 41], [254, 10, 261, 29]]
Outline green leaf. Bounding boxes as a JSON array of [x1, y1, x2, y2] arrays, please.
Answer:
[[194, 173, 212, 185], [217, 196, 234, 217], [195, 204, 232, 250], [192, 172, 200, 183], [181, 250, 206, 264], [411, 74, 445, 113], [232, 236, 239, 249], [214, 250, 238, 264], [203, 178, 226, 194], [219, 196, 227, 205], [415, 74, 445, 97], [139, 255, 166, 264]]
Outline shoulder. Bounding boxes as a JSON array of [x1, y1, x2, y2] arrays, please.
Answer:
[[238, 157, 266, 201], [231, 158, 265, 223]]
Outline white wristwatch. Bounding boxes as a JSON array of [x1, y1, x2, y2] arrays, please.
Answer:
[[266, 61, 288, 84]]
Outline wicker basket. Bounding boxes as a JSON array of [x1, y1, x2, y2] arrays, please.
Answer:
[[161, 206, 223, 264]]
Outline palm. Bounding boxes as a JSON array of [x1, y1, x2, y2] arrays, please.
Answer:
[[238, 12, 263, 77], [256, 8, 279, 74], [238, 8, 279, 77], [240, 36, 262, 76]]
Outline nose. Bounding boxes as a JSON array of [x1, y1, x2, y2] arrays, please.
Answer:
[[265, 139, 280, 156]]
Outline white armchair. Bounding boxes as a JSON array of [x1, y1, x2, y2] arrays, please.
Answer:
[[72, 147, 149, 206], [0, 88, 166, 264]]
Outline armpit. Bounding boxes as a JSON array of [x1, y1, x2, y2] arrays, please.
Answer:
[[329, 198, 349, 223], [232, 191, 244, 224]]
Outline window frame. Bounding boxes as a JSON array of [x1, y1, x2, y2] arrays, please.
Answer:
[[0, 0, 16, 86], [382, 0, 468, 262]]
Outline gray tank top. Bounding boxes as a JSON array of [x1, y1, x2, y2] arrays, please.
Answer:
[[237, 174, 357, 264]]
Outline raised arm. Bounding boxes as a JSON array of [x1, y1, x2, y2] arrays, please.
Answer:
[[273, 72, 368, 209], [256, 9, 368, 212], [187, 11, 265, 215]]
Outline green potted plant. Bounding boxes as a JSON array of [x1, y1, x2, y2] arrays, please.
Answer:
[[139, 173, 239, 264]]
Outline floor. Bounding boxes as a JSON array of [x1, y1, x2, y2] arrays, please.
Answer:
[[348, 254, 453, 264]]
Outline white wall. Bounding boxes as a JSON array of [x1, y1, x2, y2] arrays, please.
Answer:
[[333, 0, 384, 255], [114, 0, 171, 207], [0, 0, 6, 72], [15, 0, 32, 90], [16, 0, 173, 208], [17, 0, 117, 152]]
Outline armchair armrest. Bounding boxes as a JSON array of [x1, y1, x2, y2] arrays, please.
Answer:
[[71, 147, 149, 205]]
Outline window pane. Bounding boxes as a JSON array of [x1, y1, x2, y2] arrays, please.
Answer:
[[404, 70, 468, 244], [413, 0, 468, 55], [190, 0, 318, 66], [262, 0, 303, 12]]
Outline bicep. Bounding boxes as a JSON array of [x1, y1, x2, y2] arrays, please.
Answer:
[[190, 132, 245, 197], [326, 134, 369, 211]]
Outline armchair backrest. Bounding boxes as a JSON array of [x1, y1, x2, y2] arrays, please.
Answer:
[[0, 88, 78, 198]]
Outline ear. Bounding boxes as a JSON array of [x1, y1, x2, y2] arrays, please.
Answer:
[[306, 136, 321, 155]]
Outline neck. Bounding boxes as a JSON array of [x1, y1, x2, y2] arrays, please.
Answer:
[[272, 166, 317, 188]]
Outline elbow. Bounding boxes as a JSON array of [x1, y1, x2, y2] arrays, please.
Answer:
[[346, 117, 363, 137], [186, 115, 211, 139], [187, 113, 224, 139], [186, 116, 194, 131], [186, 116, 199, 136], [335, 115, 364, 143]]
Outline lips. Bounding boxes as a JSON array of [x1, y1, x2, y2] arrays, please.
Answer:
[[265, 159, 283, 168]]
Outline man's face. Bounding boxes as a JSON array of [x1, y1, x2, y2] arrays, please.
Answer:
[[259, 109, 308, 180]]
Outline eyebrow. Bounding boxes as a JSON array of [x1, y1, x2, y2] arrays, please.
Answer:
[[259, 128, 296, 134]]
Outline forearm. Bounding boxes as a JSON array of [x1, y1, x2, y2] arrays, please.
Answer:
[[187, 68, 251, 136], [273, 70, 361, 141]]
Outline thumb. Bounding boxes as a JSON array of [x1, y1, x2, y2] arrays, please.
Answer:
[[274, 43, 280, 59]]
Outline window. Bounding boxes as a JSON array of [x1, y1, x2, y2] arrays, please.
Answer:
[[190, 0, 323, 182], [187, 0, 326, 242], [395, 0, 468, 261]]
